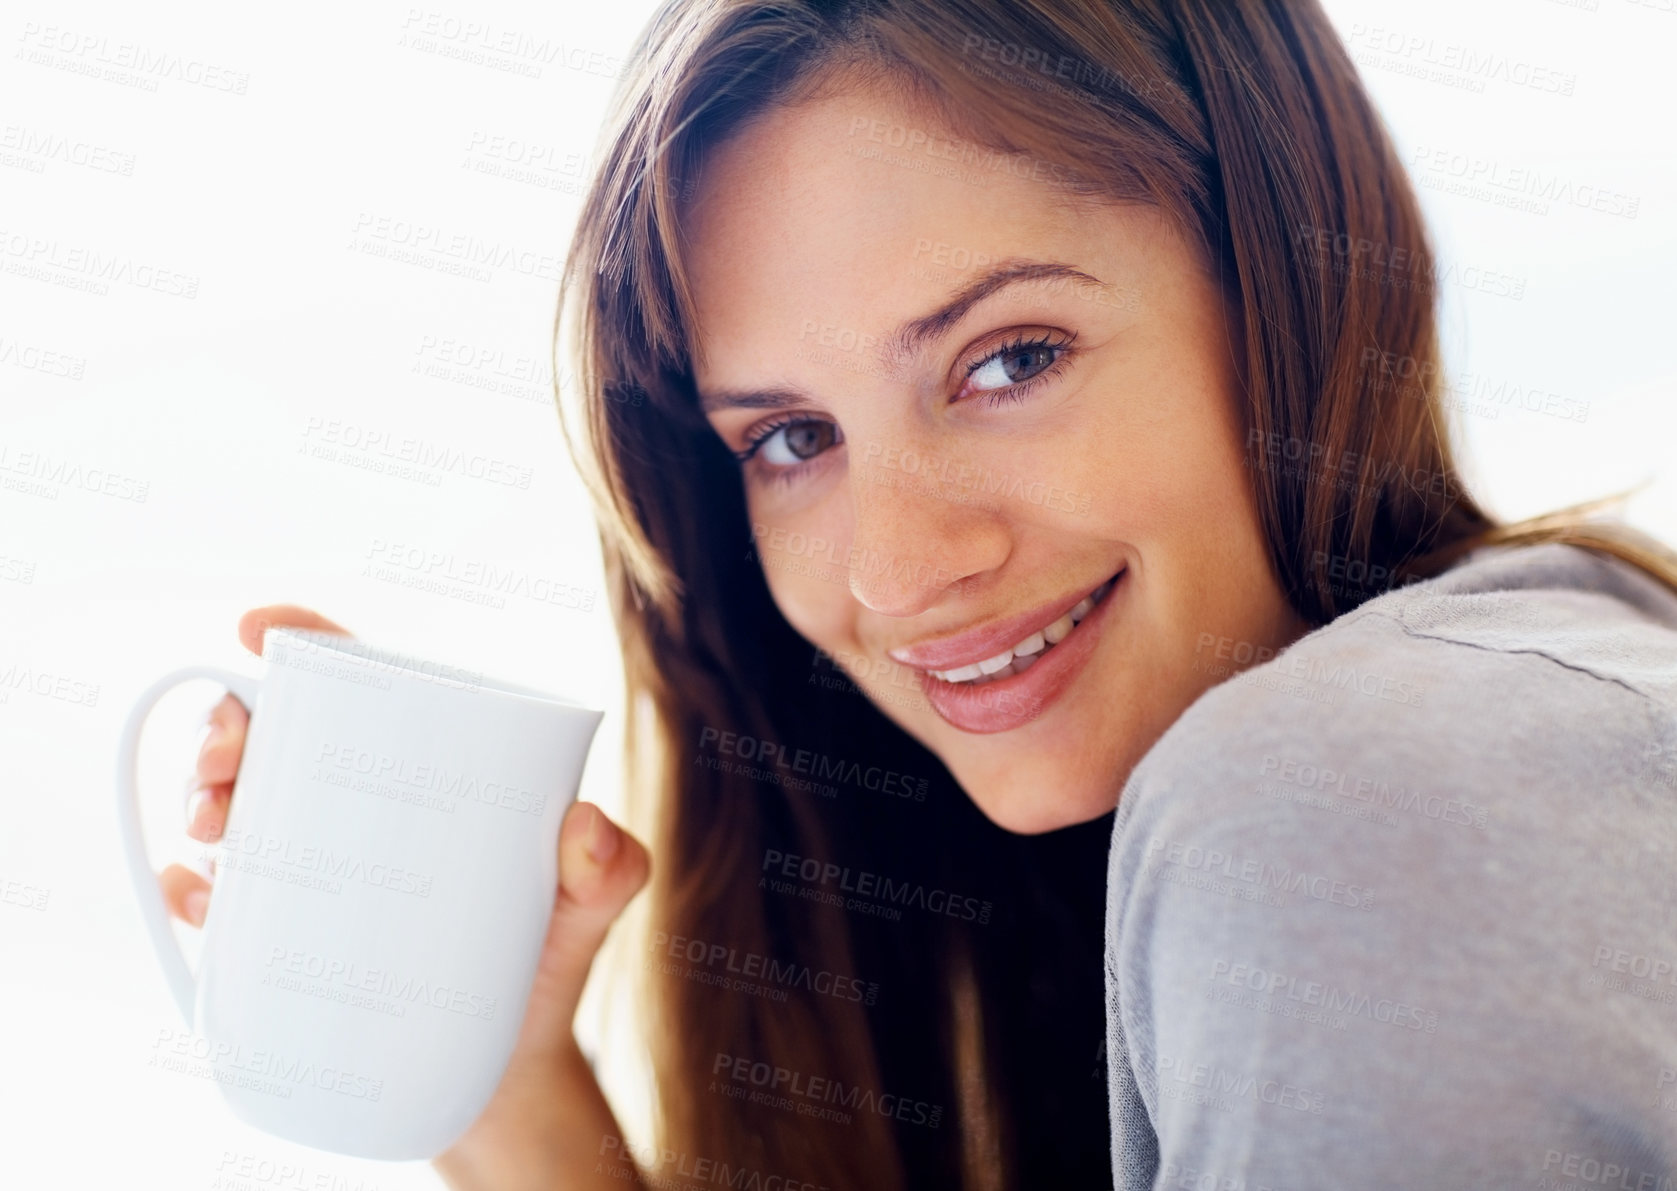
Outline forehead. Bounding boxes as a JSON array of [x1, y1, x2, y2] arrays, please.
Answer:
[[679, 85, 1114, 386]]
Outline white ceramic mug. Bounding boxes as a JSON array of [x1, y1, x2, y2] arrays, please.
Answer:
[[115, 627, 604, 1160]]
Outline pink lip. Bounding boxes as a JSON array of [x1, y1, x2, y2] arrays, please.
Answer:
[[916, 569, 1126, 734], [912, 570, 1133, 738], [887, 570, 1122, 672]]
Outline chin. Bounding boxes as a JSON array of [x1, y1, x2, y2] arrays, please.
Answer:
[[960, 763, 1122, 836]]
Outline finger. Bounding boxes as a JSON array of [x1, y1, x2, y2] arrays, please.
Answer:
[[159, 863, 212, 928], [544, 800, 651, 1015], [237, 605, 353, 658], [557, 801, 646, 912], [518, 802, 650, 1056], [185, 781, 232, 843], [195, 693, 250, 787], [206, 690, 249, 736]]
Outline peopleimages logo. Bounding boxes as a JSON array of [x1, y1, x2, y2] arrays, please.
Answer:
[[1343, 25, 1577, 96], [1143, 836, 1376, 911], [349, 212, 565, 283], [0, 441, 149, 504], [396, 10, 623, 80], [1155, 1053, 1325, 1115], [1592, 944, 1677, 988], [267, 629, 483, 692], [599, 1135, 830, 1191], [0, 124, 136, 175], [1258, 754, 1488, 830], [214, 828, 434, 898], [263, 946, 497, 1020], [1193, 628, 1425, 708], [761, 849, 992, 924], [699, 727, 929, 801], [1207, 958, 1439, 1033], [313, 741, 547, 816], [0, 660, 99, 707], [747, 522, 983, 599], [301, 417, 534, 489], [0, 228, 199, 297], [712, 1053, 943, 1129], [0, 334, 87, 379], [1539, 1151, 1674, 1190], [15, 23, 252, 94], [149, 1029, 383, 1101], [844, 114, 1079, 188], [1246, 425, 1464, 506], [650, 930, 880, 1007], [859, 440, 1094, 516], [1291, 223, 1527, 300], [0, 876, 50, 911], [213, 1151, 389, 1191], [363, 537, 596, 614]]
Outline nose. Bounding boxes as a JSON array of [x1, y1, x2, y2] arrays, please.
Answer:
[[845, 442, 1010, 617]]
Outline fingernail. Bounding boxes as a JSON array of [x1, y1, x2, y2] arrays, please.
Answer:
[[197, 724, 221, 763], [584, 806, 621, 865], [184, 889, 208, 926]]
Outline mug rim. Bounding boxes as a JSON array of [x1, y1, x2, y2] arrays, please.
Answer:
[[263, 626, 603, 714]]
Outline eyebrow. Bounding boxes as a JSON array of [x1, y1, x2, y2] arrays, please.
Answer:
[[696, 258, 1104, 413]]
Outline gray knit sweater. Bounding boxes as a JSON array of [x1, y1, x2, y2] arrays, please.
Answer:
[[1105, 542, 1677, 1190]]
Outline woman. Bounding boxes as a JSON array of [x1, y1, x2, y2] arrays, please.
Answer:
[[160, 0, 1677, 1187]]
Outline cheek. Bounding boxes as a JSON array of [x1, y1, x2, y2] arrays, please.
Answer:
[[750, 487, 861, 651], [1060, 345, 1252, 541]]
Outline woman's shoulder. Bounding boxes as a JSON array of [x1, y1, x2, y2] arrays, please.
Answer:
[[1106, 540, 1677, 922], [1133, 540, 1677, 816], [1357, 539, 1677, 705], [1102, 541, 1677, 1182]]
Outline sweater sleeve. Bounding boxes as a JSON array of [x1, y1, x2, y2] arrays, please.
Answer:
[[1104, 599, 1677, 1191]]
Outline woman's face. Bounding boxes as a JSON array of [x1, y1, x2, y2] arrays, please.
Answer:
[[687, 84, 1309, 834]]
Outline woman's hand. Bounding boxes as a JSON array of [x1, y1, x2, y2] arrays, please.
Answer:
[[157, 605, 652, 1191]]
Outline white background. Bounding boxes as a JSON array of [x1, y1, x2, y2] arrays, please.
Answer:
[[1, 0, 1672, 1187]]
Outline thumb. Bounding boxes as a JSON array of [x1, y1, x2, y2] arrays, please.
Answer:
[[516, 801, 651, 1058]]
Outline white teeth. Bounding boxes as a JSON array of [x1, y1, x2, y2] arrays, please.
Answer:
[[929, 572, 1121, 685], [1042, 614, 1074, 645], [976, 650, 1013, 675], [1012, 630, 1046, 657]]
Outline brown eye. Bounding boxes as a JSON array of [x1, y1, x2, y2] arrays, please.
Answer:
[[782, 420, 837, 459], [755, 418, 841, 466]]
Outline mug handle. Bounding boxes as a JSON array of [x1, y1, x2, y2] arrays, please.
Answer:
[[115, 665, 262, 1024]]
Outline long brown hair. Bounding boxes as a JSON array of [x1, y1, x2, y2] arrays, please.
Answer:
[[555, 2, 1677, 1188]]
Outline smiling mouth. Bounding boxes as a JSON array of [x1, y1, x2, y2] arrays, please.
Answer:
[[928, 572, 1122, 685]]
